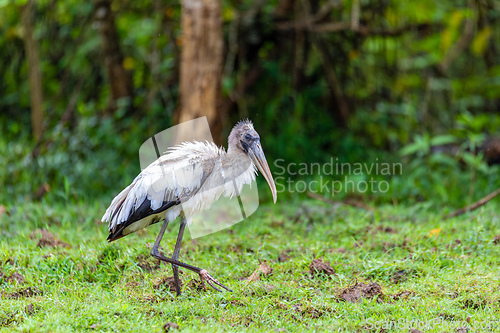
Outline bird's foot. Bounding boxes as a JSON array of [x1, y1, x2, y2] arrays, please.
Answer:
[[199, 269, 232, 292]]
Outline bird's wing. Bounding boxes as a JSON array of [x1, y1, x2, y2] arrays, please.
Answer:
[[102, 144, 218, 239]]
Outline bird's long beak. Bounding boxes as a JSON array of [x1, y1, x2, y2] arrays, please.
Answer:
[[248, 142, 277, 204]]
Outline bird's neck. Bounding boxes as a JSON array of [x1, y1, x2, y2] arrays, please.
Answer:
[[221, 149, 254, 180], [219, 148, 256, 199]]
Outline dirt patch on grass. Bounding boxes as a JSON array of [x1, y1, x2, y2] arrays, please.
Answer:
[[141, 295, 161, 304], [136, 254, 161, 272], [229, 244, 254, 254], [154, 276, 179, 294], [124, 279, 143, 293], [229, 300, 246, 307], [462, 298, 488, 310], [353, 240, 364, 248], [145, 309, 164, 317], [277, 250, 292, 263], [262, 284, 275, 293], [141, 277, 181, 303], [371, 239, 410, 253], [0, 311, 15, 328], [4, 287, 41, 299], [338, 282, 383, 303], [367, 225, 397, 235], [493, 235, 500, 244], [8, 272, 25, 284], [390, 269, 409, 283], [391, 290, 414, 300], [25, 303, 36, 315], [0, 271, 25, 284], [30, 229, 70, 249], [163, 322, 179, 332], [0, 303, 37, 328], [296, 304, 333, 319], [446, 239, 462, 249], [438, 312, 459, 321], [187, 279, 207, 292], [330, 247, 347, 253], [0, 311, 18, 328], [309, 258, 335, 277]]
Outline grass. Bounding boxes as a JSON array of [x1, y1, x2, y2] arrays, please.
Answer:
[[1, 199, 500, 332]]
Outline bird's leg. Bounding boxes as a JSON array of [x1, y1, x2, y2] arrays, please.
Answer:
[[171, 217, 187, 296], [150, 218, 232, 293]]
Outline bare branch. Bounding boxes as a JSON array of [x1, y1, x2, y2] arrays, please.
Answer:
[[276, 0, 342, 30], [312, 22, 438, 36], [309, 21, 351, 33], [278, 14, 440, 37], [443, 188, 500, 219]]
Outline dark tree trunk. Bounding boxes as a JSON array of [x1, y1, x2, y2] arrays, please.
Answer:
[[94, 0, 133, 112]]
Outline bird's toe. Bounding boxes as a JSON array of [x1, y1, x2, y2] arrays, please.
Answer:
[[199, 269, 232, 292]]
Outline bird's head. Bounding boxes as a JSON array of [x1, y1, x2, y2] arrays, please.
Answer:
[[228, 119, 277, 204]]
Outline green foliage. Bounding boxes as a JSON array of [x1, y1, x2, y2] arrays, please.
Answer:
[[397, 111, 500, 205], [0, 110, 175, 203], [1, 0, 500, 206]]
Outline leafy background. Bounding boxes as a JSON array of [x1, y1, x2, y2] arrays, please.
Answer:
[[1, 0, 500, 208]]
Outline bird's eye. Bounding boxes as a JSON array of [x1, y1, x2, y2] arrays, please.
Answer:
[[245, 133, 253, 140]]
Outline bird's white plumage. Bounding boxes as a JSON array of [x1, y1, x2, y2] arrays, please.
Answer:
[[101, 140, 257, 237]]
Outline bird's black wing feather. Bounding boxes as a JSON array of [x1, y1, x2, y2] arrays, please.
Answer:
[[107, 198, 180, 242]]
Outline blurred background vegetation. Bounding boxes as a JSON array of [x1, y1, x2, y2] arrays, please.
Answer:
[[1, 0, 500, 209]]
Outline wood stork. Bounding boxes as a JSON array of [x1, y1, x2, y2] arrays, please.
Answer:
[[101, 120, 277, 295]]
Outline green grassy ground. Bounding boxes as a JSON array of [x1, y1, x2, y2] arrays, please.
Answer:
[[1, 200, 500, 332]]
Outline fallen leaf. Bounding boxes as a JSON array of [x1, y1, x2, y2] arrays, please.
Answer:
[[309, 258, 335, 277], [246, 261, 273, 282], [429, 228, 441, 237]]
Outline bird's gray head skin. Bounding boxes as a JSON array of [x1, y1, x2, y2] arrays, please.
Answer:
[[228, 119, 277, 204], [228, 119, 260, 153]]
